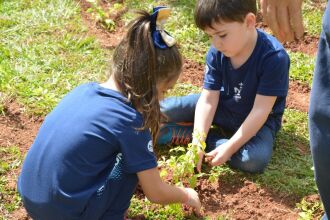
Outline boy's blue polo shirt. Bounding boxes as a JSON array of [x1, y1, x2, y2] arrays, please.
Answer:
[[204, 29, 290, 133], [18, 83, 157, 220]]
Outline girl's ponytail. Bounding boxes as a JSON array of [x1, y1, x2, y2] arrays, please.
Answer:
[[112, 8, 182, 142]]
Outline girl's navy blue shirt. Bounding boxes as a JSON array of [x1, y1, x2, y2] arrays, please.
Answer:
[[204, 29, 290, 133], [18, 82, 157, 220]]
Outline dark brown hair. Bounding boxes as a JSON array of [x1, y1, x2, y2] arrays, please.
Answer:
[[112, 10, 182, 142], [195, 0, 257, 30]]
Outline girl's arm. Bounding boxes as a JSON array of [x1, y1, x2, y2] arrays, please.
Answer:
[[193, 89, 220, 172], [206, 94, 277, 166], [137, 168, 201, 213]]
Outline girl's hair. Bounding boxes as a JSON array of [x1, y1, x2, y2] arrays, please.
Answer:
[[195, 0, 257, 30], [112, 10, 182, 142]]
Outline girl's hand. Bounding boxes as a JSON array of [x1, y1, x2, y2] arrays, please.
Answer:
[[184, 188, 201, 215], [205, 143, 232, 166]]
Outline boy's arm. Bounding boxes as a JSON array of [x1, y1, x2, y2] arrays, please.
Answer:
[[137, 167, 201, 214], [206, 94, 276, 166], [193, 88, 220, 172]]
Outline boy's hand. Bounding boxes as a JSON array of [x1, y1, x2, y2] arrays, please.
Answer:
[[205, 143, 232, 166], [260, 0, 304, 42], [184, 188, 201, 216]]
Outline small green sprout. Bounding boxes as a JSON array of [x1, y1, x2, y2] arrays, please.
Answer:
[[159, 131, 206, 188]]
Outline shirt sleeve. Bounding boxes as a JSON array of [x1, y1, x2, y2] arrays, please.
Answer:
[[120, 123, 157, 174], [203, 46, 223, 90], [257, 49, 290, 96]]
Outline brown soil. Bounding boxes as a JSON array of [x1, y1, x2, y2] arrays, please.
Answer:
[[197, 178, 299, 220], [256, 12, 319, 56], [283, 35, 319, 56], [0, 1, 321, 219], [0, 101, 42, 153], [0, 101, 41, 220], [80, 0, 126, 49]]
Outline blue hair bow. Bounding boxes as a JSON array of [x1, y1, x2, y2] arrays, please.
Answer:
[[150, 6, 176, 49]]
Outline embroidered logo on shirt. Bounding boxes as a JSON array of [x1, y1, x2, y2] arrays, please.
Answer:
[[204, 65, 209, 74], [147, 140, 153, 152], [234, 82, 243, 101], [97, 153, 123, 196], [109, 153, 123, 180]]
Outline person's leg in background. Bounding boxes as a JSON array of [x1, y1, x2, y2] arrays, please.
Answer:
[[309, 2, 330, 219], [157, 94, 200, 145], [160, 94, 200, 122]]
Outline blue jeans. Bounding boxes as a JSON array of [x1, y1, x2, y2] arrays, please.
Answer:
[[161, 94, 275, 173], [309, 2, 330, 219]]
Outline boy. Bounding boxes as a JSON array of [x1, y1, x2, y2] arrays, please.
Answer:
[[157, 0, 290, 173]]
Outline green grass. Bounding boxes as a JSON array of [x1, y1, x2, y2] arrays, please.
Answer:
[[166, 83, 201, 97], [252, 110, 316, 197], [123, 0, 208, 63], [129, 196, 185, 220], [303, 0, 326, 36], [0, 146, 23, 219], [289, 52, 315, 87], [0, 0, 109, 218], [0, 0, 109, 115]]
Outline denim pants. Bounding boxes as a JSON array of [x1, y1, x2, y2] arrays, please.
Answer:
[[161, 94, 275, 173], [309, 2, 330, 219]]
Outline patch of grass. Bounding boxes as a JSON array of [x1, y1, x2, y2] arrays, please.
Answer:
[[297, 197, 324, 220], [166, 83, 201, 97], [166, 0, 209, 63], [0, 0, 109, 115], [0, 146, 23, 218], [303, 0, 326, 36], [129, 195, 228, 220], [123, 0, 208, 63], [86, 0, 121, 31], [289, 52, 315, 87], [128, 196, 185, 220], [250, 109, 316, 198]]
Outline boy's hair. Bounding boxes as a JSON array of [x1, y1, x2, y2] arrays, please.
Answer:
[[194, 0, 257, 30], [112, 10, 182, 142]]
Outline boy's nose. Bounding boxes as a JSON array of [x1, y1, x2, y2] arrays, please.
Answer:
[[212, 38, 223, 51]]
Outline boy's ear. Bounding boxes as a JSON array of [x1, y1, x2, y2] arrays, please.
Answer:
[[245, 12, 256, 28]]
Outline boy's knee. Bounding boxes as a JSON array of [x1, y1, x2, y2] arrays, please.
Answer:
[[229, 155, 269, 173]]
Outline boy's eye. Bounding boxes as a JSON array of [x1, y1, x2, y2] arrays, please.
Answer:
[[218, 34, 227, 38]]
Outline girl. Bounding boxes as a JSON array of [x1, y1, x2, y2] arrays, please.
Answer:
[[18, 7, 201, 220]]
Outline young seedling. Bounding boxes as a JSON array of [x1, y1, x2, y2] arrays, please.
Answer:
[[159, 131, 206, 188], [86, 0, 116, 31]]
